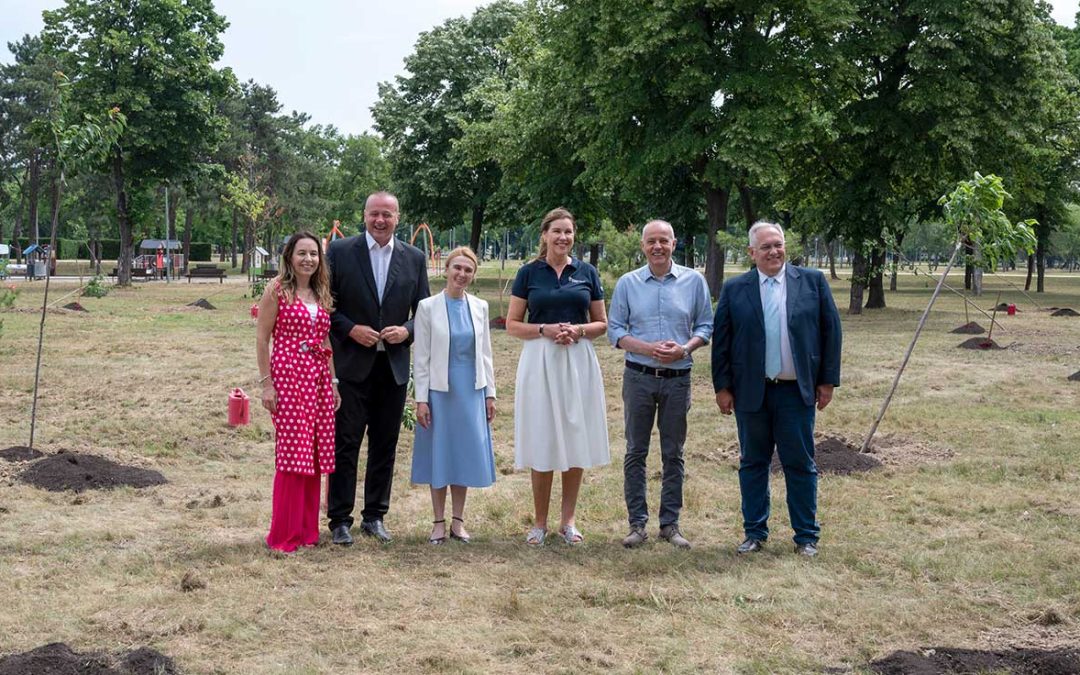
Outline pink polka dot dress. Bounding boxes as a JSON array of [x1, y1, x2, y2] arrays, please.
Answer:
[[269, 287, 336, 477]]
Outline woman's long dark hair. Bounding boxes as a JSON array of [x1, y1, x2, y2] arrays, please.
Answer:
[[276, 231, 334, 310]]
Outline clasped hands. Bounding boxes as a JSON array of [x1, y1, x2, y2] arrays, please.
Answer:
[[540, 322, 584, 345], [349, 324, 408, 347]]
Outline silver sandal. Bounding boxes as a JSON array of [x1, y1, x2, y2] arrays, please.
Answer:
[[525, 526, 547, 545], [559, 524, 583, 545]]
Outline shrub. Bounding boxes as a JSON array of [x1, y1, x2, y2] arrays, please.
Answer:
[[82, 276, 109, 298]]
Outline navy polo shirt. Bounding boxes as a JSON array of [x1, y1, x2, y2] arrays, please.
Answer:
[[511, 257, 604, 324]]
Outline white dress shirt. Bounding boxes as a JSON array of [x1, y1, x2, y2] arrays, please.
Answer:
[[366, 231, 395, 302], [757, 265, 796, 380]]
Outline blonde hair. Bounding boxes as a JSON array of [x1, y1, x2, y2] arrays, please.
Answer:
[[537, 207, 575, 260], [444, 246, 479, 272], [276, 231, 334, 310]]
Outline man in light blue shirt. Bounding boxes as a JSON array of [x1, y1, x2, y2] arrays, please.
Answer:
[[608, 220, 714, 549]]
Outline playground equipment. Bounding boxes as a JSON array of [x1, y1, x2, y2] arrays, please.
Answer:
[[323, 220, 347, 252], [410, 223, 440, 275]]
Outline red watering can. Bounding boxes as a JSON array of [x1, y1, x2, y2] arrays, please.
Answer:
[[228, 388, 250, 426], [250, 303, 259, 319]]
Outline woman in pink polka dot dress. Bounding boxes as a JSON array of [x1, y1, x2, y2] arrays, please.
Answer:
[[255, 231, 340, 552]]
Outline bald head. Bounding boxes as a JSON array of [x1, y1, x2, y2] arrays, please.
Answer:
[[641, 219, 677, 275]]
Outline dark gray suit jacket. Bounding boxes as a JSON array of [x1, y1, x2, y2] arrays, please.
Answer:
[[327, 233, 430, 386], [711, 265, 842, 411]]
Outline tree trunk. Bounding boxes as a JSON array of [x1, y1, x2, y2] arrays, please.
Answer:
[[1025, 254, 1034, 291], [703, 183, 729, 300], [12, 166, 27, 261], [737, 179, 756, 229], [849, 249, 867, 315], [865, 247, 887, 309], [827, 239, 838, 280], [48, 170, 61, 276], [589, 243, 600, 268], [231, 209, 239, 268], [1036, 232, 1046, 293], [469, 204, 484, 254], [685, 235, 695, 268], [112, 151, 133, 286], [241, 217, 254, 273], [889, 251, 899, 291], [183, 207, 194, 272], [28, 150, 41, 244]]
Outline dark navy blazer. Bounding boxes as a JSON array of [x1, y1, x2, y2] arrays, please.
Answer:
[[711, 265, 842, 411], [327, 232, 430, 386]]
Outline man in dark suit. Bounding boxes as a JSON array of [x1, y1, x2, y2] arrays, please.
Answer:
[[327, 191, 430, 544], [711, 221, 842, 557]]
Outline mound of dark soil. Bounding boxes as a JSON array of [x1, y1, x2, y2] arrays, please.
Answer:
[[950, 322, 985, 334], [993, 302, 1011, 311], [1051, 307, 1078, 317], [0, 445, 44, 462], [769, 434, 883, 475], [63, 301, 88, 312], [868, 646, 1080, 675], [957, 337, 1003, 350], [0, 642, 177, 675], [187, 298, 216, 310], [1069, 370, 1080, 382], [19, 451, 166, 492]]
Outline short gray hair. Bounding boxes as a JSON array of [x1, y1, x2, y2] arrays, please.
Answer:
[[641, 219, 675, 241], [748, 220, 784, 248]]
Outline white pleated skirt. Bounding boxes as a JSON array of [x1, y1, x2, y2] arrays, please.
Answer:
[[514, 338, 610, 472]]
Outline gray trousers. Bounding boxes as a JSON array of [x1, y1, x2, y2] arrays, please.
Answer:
[[622, 367, 691, 528]]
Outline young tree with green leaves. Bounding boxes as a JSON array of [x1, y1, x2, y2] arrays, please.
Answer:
[[42, 0, 230, 286]]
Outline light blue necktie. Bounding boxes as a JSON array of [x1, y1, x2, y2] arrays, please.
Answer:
[[764, 277, 781, 380]]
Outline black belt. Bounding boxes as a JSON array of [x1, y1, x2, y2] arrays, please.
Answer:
[[625, 361, 691, 378], [765, 377, 798, 385]]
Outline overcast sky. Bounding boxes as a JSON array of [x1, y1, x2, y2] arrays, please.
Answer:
[[2, 0, 1078, 137]]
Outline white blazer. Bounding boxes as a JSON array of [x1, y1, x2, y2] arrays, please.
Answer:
[[413, 290, 496, 403]]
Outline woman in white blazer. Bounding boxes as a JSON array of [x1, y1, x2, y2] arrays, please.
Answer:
[[411, 246, 497, 544]]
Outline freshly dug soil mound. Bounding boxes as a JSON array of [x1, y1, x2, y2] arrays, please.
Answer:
[[19, 451, 166, 492], [770, 434, 883, 475], [1069, 371, 1080, 382], [950, 322, 985, 334], [63, 301, 88, 312], [0, 642, 177, 675], [993, 302, 1011, 311], [187, 298, 216, 310], [0, 445, 44, 462], [1051, 307, 1079, 317], [957, 337, 1003, 350], [868, 646, 1080, 674]]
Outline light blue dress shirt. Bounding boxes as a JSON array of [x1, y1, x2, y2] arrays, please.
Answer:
[[608, 263, 714, 370], [756, 265, 796, 380]]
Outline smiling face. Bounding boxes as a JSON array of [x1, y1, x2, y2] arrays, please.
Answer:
[[290, 236, 321, 280], [641, 220, 676, 273], [543, 217, 575, 260], [748, 225, 786, 277], [445, 254, 477, 295], [364, 193, 400, 247]]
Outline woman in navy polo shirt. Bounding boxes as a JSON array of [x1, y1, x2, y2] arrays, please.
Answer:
[[506, 207, 610, 545]]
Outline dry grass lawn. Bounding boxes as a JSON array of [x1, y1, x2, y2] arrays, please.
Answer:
[[0, 266, 1078, 674]]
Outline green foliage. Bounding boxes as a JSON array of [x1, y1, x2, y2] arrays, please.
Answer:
[[373, 1, 524, 250], [81, 275, 108, 298], [189, 242, 212, 261], [0, 283, 18, 340], [593, 222, 643, 286], [938, 173, 1038, 269], [249, 278, 268, 300]]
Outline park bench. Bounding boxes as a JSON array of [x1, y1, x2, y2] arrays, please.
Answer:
[[107, 267, 151, 281], [186, 265, 227, 283]]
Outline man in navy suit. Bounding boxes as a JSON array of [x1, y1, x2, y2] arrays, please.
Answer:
[[326, 191, 430, 545], [711, 221, 842, 557]]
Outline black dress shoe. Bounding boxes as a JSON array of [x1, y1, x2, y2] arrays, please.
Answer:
[[736, 537, 765, 554], [360, 519, 392, 543], [331, 524, 353, 546], [795, 542, 818, 557]]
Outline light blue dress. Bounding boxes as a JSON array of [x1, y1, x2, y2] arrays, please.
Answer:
[[411, 295, 497, 488]]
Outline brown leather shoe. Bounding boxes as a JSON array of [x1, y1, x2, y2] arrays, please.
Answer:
[[621, 524, 648, 548], [659, 524, 691, 549]]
